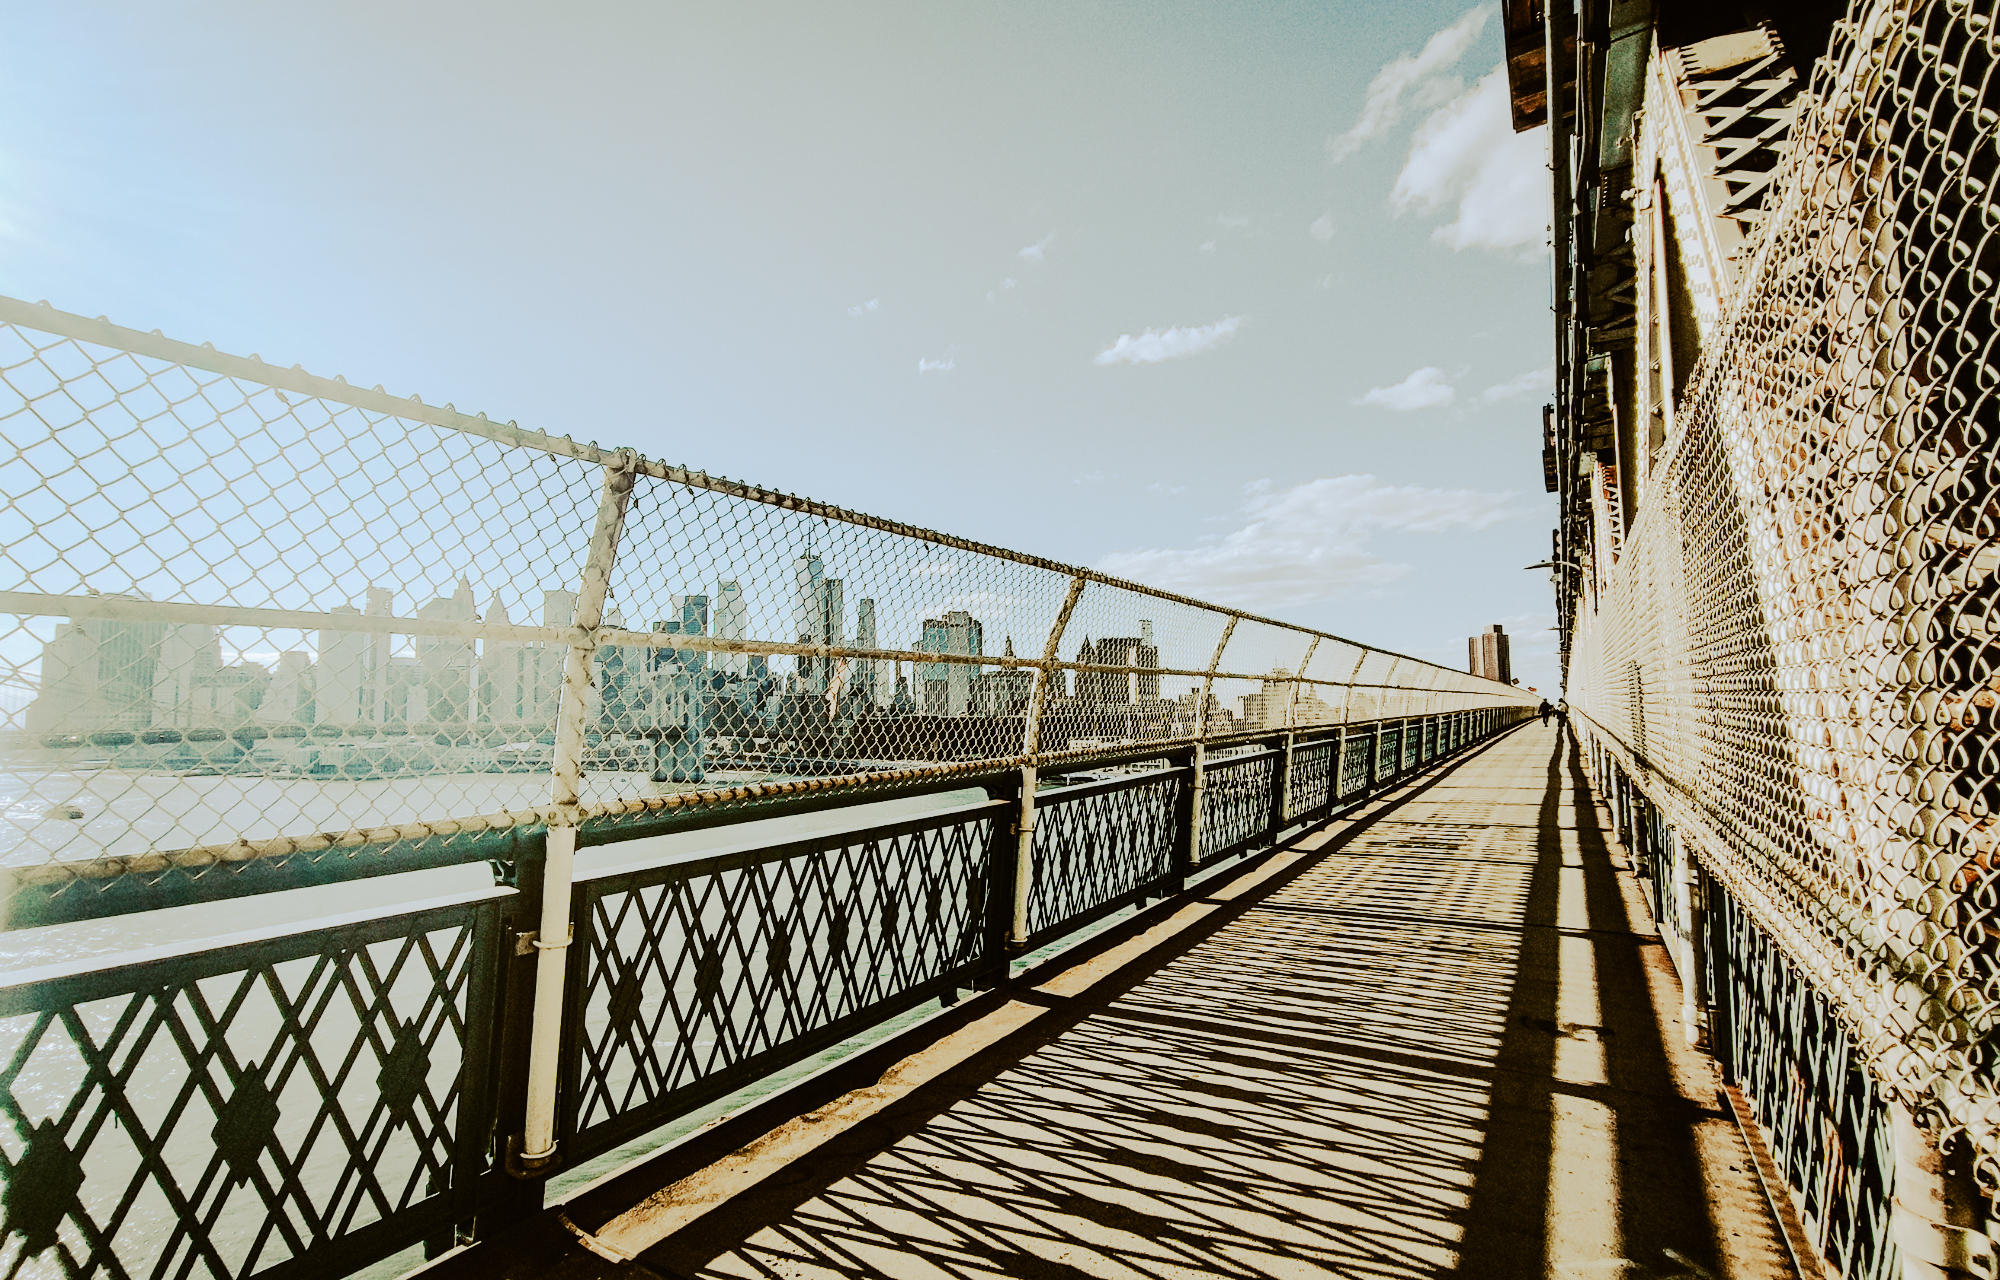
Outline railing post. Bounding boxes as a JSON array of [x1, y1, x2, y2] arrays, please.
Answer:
[[1268, 732, 1293, 839], [1170, 745, 1200, 890], [1676, 827, 1707, 1048], [1332, 726, 1348, 804], [1366, 724, 1381, 792], [1182, 615, 1240, 876], [515, 453, 635, 1177], [1277, 638, 1315, 832], [1007, 575, 1087, 955], [987, 769, 1026, 976]]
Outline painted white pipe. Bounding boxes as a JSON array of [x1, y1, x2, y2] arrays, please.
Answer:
[[1009, 765, 1037, 945], [519, 822, 576, 1163], [517, 458, 632, 1170]]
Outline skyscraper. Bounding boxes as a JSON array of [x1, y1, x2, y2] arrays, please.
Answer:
[[317, 606, 368, 726], [712, 579, 748, 676], [854, 597, 879, 708], [529, 589, 577, 729], [791, 550, 844, 696], [1073, 627, 1159, 703], [1467, 624, 1512, 684], [155, 622, 225, 726], [366, 586, 394, 725], [414, 577, 477, 725], [919, 610, 982, 716], [26, 608, 169, 734], [481, 594, 529, 725]]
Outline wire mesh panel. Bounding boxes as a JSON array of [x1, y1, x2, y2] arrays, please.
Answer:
[[559, 801, 1002, 1159], [0, 291, 1529, 929], [1024, 772, 1182, 944], [1563, 0, 2000, 1185], [0, 311, 592, 917], [0, 890, 505, 1280]]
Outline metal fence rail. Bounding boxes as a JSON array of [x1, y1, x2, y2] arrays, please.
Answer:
[[0, 292, 1533, 1279], [1563, 0, 2000, 1197]]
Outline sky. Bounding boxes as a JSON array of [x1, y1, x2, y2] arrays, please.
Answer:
[[0, 1, 1561, 693]]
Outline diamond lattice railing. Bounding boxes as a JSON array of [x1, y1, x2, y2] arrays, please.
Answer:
[[0, 895, 502, 1280]]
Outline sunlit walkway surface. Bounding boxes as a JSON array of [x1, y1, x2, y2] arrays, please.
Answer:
[[499, 727, 1792, 1280]]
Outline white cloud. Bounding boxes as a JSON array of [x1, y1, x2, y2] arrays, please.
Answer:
[[1357, 366, 1455, 410], [1094, 316, 1243, 366], [1018, 233, 1053, 261], [1314, 273, 1336, 290], [1328, 8, 1488, 162], [1098, 474, 1521, 609], [846, 298, 880, 317], [1198, 240, 1217, 252], [1393, 67, 1550, 252], [917, 356, 955, 373], [1216, 213, 1251, 230], [1309, 213, 1336, 242], [1148, 482, 1188, 496], [1480, 364, 1553, 402]]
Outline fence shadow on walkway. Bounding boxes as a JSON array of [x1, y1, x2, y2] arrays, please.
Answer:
[[615, 729, 1734, 1280]]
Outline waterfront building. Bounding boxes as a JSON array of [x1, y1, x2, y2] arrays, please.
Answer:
[[366, 586, 395, 724], [256, 652, 314, 725], [317, 605, 368, 726], [853, 597, 879, 708], [414, 578, 477, 726], [712, 579, 748, 675], [919, 610, 982, 716], [1073, 623, 1159, 704], [974, 637, 1035, 716], [26, 603, 169, 735], [792, 551, 844, 696], [153, 622, 225, 726]]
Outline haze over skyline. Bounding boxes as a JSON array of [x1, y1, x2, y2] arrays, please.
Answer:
[[0, 2, 1557, 690]]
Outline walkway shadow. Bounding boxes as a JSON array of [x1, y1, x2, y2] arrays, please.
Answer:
[[610, 729, 1733, 1280], [1454, 730, 1728, 1278]]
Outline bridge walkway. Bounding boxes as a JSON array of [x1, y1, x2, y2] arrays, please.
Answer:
[[470, 726, 1794, 1280]]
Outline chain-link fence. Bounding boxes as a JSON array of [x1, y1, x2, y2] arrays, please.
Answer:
[[1567, 0, 2000, 1191], [0, 291, 1536, 1280], [0, 295, 1532, 926]]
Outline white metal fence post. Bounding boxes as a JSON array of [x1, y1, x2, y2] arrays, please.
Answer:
[[518, 453, 635, 1171], [1009, 575, 1087, 948]]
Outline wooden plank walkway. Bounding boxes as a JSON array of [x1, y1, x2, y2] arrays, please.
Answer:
[[461, 726, 1794, 1280]]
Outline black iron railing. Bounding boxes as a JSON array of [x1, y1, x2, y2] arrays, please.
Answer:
[[1708, 880, 1897, 1280], [1584, 728, 1900, 1280], [0, 706, 1526, 1280]]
